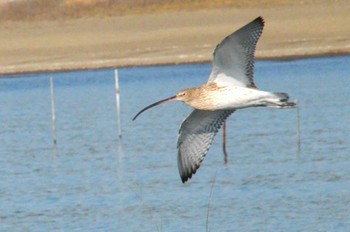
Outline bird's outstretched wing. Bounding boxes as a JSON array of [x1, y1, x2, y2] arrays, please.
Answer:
[[177, 109, 234, 183], [208, 16, 265, 88]]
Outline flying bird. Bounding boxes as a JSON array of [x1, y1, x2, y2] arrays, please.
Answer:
[[133, 16, 296, 183]]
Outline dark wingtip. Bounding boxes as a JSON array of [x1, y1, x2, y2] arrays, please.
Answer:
[[257, 16, 265, 26], [181, 175, 191, 184], [181, 169, 197, 184]]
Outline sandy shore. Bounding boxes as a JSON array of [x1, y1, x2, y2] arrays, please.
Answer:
[[0, 1, 349, 75]]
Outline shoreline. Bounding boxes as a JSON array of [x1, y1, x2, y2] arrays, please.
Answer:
[[1, 1, 349, 76], [1, 52, 349, 77]]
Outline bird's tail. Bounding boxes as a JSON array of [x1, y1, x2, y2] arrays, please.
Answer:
[[268, 92, 297, 108]]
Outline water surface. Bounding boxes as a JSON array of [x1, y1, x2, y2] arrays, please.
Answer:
[[0, 56, 349, 231]]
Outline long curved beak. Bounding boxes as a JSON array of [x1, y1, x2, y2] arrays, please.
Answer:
[[132, 95, 177, 121]]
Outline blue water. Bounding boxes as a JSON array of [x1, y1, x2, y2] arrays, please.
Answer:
[[0, 56, 349, 231]]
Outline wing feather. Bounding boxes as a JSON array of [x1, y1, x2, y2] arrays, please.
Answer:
[[177, 109, 234, 183], [208, 16, 265, 88]]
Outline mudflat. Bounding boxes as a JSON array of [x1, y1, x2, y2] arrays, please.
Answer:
[[0, 0, 349, 75]]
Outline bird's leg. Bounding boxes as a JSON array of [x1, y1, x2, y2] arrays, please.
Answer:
[[223, 120, 228, 164]]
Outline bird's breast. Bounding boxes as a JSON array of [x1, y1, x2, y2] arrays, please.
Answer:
[[187, 86, 269, 111]]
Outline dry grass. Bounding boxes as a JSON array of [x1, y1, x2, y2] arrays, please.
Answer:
[[0, 0, 317, 21]]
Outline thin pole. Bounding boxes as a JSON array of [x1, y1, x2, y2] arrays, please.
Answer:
[[50, 76, 57, 145], [206, 169, 218, 232], [223, 120, 228, 164], [295, 99, 301, 158], [114, 69, 122, 138]]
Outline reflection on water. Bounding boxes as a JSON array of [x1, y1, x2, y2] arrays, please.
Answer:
[[0, 56, 349, 231]]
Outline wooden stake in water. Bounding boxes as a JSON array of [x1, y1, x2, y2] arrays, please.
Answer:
[[295, 99, 301, 157], [50, 76, 57, 145], [115, 69, 122, 138]]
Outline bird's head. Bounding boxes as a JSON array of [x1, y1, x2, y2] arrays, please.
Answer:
[[175, 88, 197, 102]]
